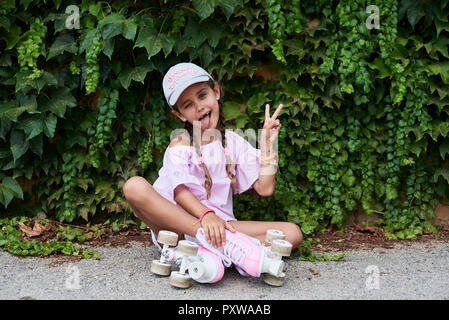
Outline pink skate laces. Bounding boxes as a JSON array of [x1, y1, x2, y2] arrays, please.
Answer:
[[223, 238, 247, 266], [195, 228, 252, 276], [195, 228, 232, 267]]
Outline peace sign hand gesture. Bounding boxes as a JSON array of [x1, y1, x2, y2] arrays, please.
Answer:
[[260, 103, 283, 155]]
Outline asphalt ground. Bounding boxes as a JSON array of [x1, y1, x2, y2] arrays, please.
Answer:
[[1, 239, 448, 301]]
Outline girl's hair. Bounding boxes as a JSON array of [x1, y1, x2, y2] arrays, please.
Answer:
[[173, 79, 237, 199]]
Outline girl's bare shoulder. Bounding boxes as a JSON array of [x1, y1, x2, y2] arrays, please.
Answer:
[[169, 132, 191, 148]]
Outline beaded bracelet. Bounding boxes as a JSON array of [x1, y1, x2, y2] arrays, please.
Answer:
[[259, 152, 278, 166], [258, 152, 280, 173]]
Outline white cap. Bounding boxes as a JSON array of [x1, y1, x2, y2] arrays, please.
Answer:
[[162, 62, 214, 108]]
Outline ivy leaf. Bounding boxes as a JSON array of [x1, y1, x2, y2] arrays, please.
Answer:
[[235, 114, 249, 128], [18, 94, 39, 115], [192, 0, 242, 20], [440, 122, 449, 137], [118, 63, 153, 90], [15, 116, 43, 140], [95, 181, 115, 202], [4, 24, 21, 50], [98, 13, 137, 41], [0, 100, 26, 122], [192, 42, 214, 67], [158, 33, 176, 57], [76, 178, 94, 192], [134, 27, 175, 58], [0, 176, 23, 208], [221, 0, 243, 20], [434, 168, 449, 183], [39, 87, 77, 118], [202, 21, 223, 48], [284, 39, 306, 59], [247, 92, 269, 114], [399, 0, 431, 29], [427, 61, 449, 84], [222, 101, 241, 120], [15, 71, 58, 94], [182, 17, 207, 48], [47, 34, 77, 60], [424, 37, 449, 60], [192, 0, 217, 20], [309, 146, 321, 157], [15, 113, 57, 141], [0, 16, 10, 31], [102, 38, 115, 60], [427, 95, 449, 114], [10, 129, 29, 163], [410, 138, 427, 157], [342, 169, 356, 187], [435, 18, 449, 38], [42, 114, 57, 138], [369, 58, 390, 79], [122, 18, 138, 40], [30, 134, 43, 157], [79, 29, 99, 54], [375, 182, 385, 197], [440, 138, 449, 159], [66, 131, 87, 148]]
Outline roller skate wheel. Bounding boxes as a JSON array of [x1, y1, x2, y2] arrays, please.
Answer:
[[150, 260, 171, 276], [170, 271, 191, 288], [271, 239, 292, 256], [157, 230, 178, 246], [265, 229, 286, 243], [177, 240, 199, 256], [263, 272, 285, 287], [268, 259, 284, 276], [188, 261, 206, 281]]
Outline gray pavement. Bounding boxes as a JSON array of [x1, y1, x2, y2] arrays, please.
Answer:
[[1, 240, 449, 300]]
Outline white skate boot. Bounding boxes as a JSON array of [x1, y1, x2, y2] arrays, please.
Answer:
[[150, 230, 224, 288]]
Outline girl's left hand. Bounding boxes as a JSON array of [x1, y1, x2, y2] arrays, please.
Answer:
[[260, 103, 283, 153], [201, 213, 236, 248]]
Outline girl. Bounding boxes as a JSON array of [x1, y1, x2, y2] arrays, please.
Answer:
[[123, 62, 302, 276]]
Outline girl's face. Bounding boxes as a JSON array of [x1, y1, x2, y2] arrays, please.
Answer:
[[172, 81, 221, 134]]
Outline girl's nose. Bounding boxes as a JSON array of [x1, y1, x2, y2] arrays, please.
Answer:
[[197, 103, 206, 114]]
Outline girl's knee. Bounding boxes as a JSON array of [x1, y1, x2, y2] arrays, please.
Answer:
[[284, 222, 302, 249], [123, 176, 150, 200]]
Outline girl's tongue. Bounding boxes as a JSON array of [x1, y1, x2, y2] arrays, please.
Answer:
[[201, 112, 210, 130]]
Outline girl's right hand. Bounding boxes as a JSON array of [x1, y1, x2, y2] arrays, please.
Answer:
[[201, 213, 236, 249]]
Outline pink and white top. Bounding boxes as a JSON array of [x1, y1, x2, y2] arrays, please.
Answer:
[[153, 130, 262, 221]]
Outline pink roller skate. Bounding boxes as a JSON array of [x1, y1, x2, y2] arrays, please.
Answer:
[[195, 228, 293, 286], [150, 230, 224, 288]]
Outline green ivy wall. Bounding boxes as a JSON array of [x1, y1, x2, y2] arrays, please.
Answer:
[[1, 0, 448, 240]]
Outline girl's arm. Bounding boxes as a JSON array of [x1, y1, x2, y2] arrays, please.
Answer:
[[174, 184, 235, 247], [174, 184, 209, 219], [252, 161, 276, 197], [252, 103, 283, 197]]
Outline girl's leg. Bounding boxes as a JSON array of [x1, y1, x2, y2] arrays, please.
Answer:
[[228, 220, 303, 249], [122, 176, 200, 239]]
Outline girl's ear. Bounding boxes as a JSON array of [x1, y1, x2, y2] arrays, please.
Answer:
[[213, 81, 221, 100], [171, 109, 186, 122]]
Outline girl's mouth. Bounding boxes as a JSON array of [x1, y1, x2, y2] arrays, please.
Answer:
[[199, 111, 211, 129]]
